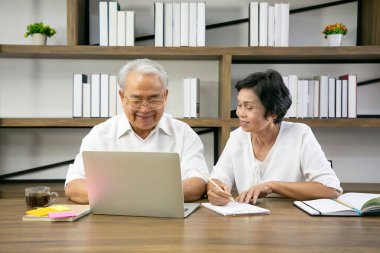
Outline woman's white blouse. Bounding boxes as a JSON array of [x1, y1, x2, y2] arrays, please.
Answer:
[[211, 122, 342, 194]]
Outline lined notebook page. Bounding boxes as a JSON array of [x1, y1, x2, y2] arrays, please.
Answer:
[[202, 202, 270, 216]]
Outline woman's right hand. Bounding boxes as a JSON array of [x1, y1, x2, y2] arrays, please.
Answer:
[[207, 180, 233, 206]]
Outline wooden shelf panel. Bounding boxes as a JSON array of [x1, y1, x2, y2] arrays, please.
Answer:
[[1, 45, 380, 61], [228, 118, 380, 128], [0, 118, 226, 128]]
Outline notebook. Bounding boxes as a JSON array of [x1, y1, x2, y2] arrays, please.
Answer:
[[202, 202, 270, 216], [83, 151, 200, 218]]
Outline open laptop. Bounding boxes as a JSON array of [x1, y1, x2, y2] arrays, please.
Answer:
[[83, 151, 200, 218]]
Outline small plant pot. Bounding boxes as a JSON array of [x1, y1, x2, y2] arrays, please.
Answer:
[[327, 34, 342, 46], [31, 33, 47, 45]]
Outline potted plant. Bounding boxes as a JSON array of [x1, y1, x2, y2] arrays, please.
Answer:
[[24, 22, 56, 45], [322, 23, 348, 46]]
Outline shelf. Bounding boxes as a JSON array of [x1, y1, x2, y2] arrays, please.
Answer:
[[228, 118, 380, 128], [1, 45, 380, 62], [0, 118, 227, 128]]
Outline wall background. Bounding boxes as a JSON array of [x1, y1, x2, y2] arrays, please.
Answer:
[[1, 0, 379, 183]]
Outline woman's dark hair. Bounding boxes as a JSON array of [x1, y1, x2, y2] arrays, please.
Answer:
[[235, 69, 292, 124]]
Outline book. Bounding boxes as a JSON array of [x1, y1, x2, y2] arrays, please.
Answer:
[[190, 77, 200, 118], [202, 202, 270, 216], [196, 2, 206, 47], [249, 2, 259, 47], [259, 2, 268, 47], [180, 2, 189, 46], [339, 74, 357, 118], [117, 11, 126, 46], [154, 2, 164, 47], [108, 1, 120, 46], [91, 74, 101, 117], [125, 11, 135, 46], [293, 192, 380, 216], [99, 1, 108, 46], [83, 82, 91, 118], [164, 2, 173, 47], [23, 204, 91, 222], [188, 2, 197, 47], [100, 73, 109, 118], [72, 74, 87, 118]]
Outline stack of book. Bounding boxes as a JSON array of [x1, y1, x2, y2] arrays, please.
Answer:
[[249, 2, 289, 47], [99, 1, 135, 46], [155, 2, 206, 47], [283, 74, 357, 119], [183, 77, 200, 118], [72, 73, 122, 118]]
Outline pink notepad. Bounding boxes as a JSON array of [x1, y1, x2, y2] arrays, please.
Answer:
[[48, 211, 77, 219]]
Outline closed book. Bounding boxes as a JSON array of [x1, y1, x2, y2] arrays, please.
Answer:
[[267, 5, 275, 47], [154, 2, 164, 47], [108, 75, 117, 117], [296, 80, 303, 118], [100, 73, 109, 118], [282, 75, 289, 118], [23, 204, 90, 222], [259, 2, 268, 46], [339, 74, 357, 118], [280, 3, 289, 47], [287, 75, 298, 118], [108, 1, 120, 46], [126, 11, 135, 46], [313, 80, 320, 118], [99, 1, 108, 46], [91, 74, 101, 117], [89, 0, 100, 45], [83, 82, 91, 118], [308, 80, 314, 118], [183, 78, 191, 118], [164, 2, 173, 47], [328, 77, 336, 118], [197, 2, 206, 47], [341, 79, 348, 118], [294, 192, 380, 216], [274, 3, 282, 47], [202, 202, 270, 216], [189, 2, 197, 47], [316, 75, 329, 118], [335, 79, 342, 118], [73, 74, 87, 118], [180, 2, 189, 46], [173, 2, 181, 47], [249, 2, 259, 47], [190, 77, 200, 118], [117, 11, 126, 46]]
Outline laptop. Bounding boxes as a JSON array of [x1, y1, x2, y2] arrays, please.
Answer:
[[82, 151, 200, 218]]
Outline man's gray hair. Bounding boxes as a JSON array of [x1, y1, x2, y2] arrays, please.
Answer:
[[117, 58, 168, 90]]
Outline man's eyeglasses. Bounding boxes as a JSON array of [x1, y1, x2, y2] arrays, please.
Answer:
[[123, 94, 165, 110]]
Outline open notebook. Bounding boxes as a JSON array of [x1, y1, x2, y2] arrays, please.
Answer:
[[202, 202, 270, 216]]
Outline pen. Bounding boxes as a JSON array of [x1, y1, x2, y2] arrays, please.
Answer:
[[195, 168, 235, 202]]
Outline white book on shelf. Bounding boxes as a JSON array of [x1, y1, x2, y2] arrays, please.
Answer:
[[100, 74, 109, 118], [91, 74, 101, 117], [197, 2, 206, 47], [109, 75, 118, 117], [117, 11, 126, 46], [328, 77, 336, 118], [282, 75, 289, 118], [83, 82, 91, 118], [314, 80, 320, 118], [155, 2, 164, 47], [126, 11, 135, 46], [288, 75, 298, 118], [249, 2, 259, 46], [335, 79, 342, 118], [339, 74, 357, 118], [341, 79, 348, 118], [259, 2, 268, 47], [274, 3, 282, 47], [316, 75, 329, 118], [296, 80, 303, 118], [173, 2, 181, 47], [180, 2, 189, 46], [267, 5, 275, 47], [73, 74, 87, 118], [99, 1, 108, 46], [189, 2, 197, 47], [302, 80, 309, 118], [280, 3, 289, 47], [183, 78, 191, 118], [308, 80, 314, 118], [164, 2, 173, 47], [190, 78, 200, 118], [108, 1, 119, 46]]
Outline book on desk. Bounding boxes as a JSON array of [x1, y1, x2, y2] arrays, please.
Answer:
[[22, 204, 91, 222], [202, 202, 270, 216], [294, 192, 380, 216]]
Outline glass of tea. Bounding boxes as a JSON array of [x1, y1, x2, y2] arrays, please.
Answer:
[[25, 186, 59, 208]]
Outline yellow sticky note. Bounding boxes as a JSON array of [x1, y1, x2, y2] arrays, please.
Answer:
[[50, 205, 71, 211], [26, 207, 60, 217]]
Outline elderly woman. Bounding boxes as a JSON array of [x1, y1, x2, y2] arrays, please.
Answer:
[[208, 69, 342, 206]]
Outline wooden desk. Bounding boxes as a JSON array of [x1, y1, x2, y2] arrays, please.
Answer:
[[0, 197, 379, 253]]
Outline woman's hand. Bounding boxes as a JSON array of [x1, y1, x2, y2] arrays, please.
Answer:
[[237, 182, 274, 204], [207, 181, 233, 206]]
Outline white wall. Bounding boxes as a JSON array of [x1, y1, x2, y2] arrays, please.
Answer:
[[1, 0, 379, 183]]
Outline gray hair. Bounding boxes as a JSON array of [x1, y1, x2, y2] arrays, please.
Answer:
[[117, 58, 168, 90]]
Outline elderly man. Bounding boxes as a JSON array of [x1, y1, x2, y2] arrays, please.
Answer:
[[65, 59, 208, 204]]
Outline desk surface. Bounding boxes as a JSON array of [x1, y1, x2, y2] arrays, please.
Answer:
[[0, 197, 379, 253]]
